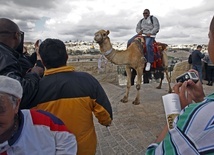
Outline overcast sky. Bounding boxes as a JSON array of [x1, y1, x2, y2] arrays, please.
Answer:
[[1, 0, 213, 45]]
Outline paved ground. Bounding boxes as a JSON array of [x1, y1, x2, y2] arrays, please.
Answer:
[[94, 81, 213, 155]]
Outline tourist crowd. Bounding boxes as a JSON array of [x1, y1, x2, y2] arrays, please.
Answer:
[[0, 13, 214, 154]]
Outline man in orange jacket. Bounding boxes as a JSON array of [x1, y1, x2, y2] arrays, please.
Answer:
[[31, 38, 113, 155]]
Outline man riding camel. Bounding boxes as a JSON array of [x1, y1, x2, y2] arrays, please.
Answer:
[[128, 9, 160, 71]]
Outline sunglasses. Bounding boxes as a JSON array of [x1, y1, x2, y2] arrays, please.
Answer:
[[143, 12, 149, 15], [0, 31, 24, 36], [17, 31, 24, 36]]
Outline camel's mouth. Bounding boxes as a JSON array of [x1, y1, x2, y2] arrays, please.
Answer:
[[94, 38, 99, 43], [94, 36, 103, 44]]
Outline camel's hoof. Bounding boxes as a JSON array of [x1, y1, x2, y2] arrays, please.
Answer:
[[120, 98, 128, 103], [156, 86, 161, 89], [136, 84, 140, 90], [132, 101, 140, 105]]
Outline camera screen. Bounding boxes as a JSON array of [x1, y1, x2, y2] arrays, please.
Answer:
[[190, 72, 197, 78]]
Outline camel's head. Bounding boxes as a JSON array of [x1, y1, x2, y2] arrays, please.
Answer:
[[94, 30, 110, 44]]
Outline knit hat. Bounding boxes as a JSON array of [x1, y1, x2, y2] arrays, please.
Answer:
[[0, 76, 23, 99]]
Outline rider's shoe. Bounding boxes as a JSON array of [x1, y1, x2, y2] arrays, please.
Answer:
[[145, 62, 151, 71]]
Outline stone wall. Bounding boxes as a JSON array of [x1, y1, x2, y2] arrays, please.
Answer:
[[68, 59, 196, 86], [68, 61, 119, 85], [68, 60, 192, 86]]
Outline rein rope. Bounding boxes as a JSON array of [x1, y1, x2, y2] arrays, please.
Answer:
[[104, 48, 113, 56], [103, 48, 117, 63], [100, 37, 116, 63]]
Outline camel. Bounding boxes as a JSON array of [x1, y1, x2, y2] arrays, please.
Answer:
[[94, 30, 172, 105]]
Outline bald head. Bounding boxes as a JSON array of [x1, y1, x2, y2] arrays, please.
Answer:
[[144, 9, 150, 14], [0, 18, 19, 32], [0, 18, 21, 49]]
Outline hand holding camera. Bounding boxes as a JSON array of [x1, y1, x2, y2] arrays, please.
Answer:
[[176, 72, 199, 83], [174, 71, 205, 107]]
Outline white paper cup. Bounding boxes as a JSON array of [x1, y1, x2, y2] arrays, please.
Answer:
[[162, 93, 181, 130]]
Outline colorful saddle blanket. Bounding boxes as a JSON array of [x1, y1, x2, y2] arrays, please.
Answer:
[[134, 35, 163, 69]]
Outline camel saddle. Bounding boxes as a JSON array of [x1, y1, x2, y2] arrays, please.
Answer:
[[132, 35, 163, 69]]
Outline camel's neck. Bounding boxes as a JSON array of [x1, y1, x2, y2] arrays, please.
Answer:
[[98, 37, 127, 65], [104, 49, 127, 65], [99, 37, 112, 53], [104, 48, 113, 56]]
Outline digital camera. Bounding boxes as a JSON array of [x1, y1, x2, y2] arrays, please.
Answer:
[[176, 72, 199, 83]]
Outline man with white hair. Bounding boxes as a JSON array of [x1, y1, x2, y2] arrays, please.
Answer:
[[0, 76, 77, 155]]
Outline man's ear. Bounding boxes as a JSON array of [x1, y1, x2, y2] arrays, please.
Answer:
[[14, 32, 19, 40]]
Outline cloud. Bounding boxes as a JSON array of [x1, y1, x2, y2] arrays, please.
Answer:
[[0, 0, 213, 44]]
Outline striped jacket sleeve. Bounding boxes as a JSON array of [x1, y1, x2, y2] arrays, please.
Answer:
[[30, 110, 77, 154]]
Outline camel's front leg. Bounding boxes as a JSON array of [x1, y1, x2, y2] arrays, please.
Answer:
[[165, 70, 172, 93], [121, 66, 131, 103], [156, 70, 164, 89], [156, 75, 163, 89], [132, 67, 143, 105]]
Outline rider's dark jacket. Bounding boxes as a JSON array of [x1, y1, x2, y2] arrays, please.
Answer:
[[0, 43, 40, 108]]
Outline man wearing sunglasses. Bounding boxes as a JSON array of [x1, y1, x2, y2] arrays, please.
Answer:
[[128, 9, 160, 71], [0, 18, 44, 109], [137, 9, 160, 71]]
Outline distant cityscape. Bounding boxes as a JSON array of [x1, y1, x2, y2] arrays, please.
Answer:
[[24, 40, 208, 55]]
